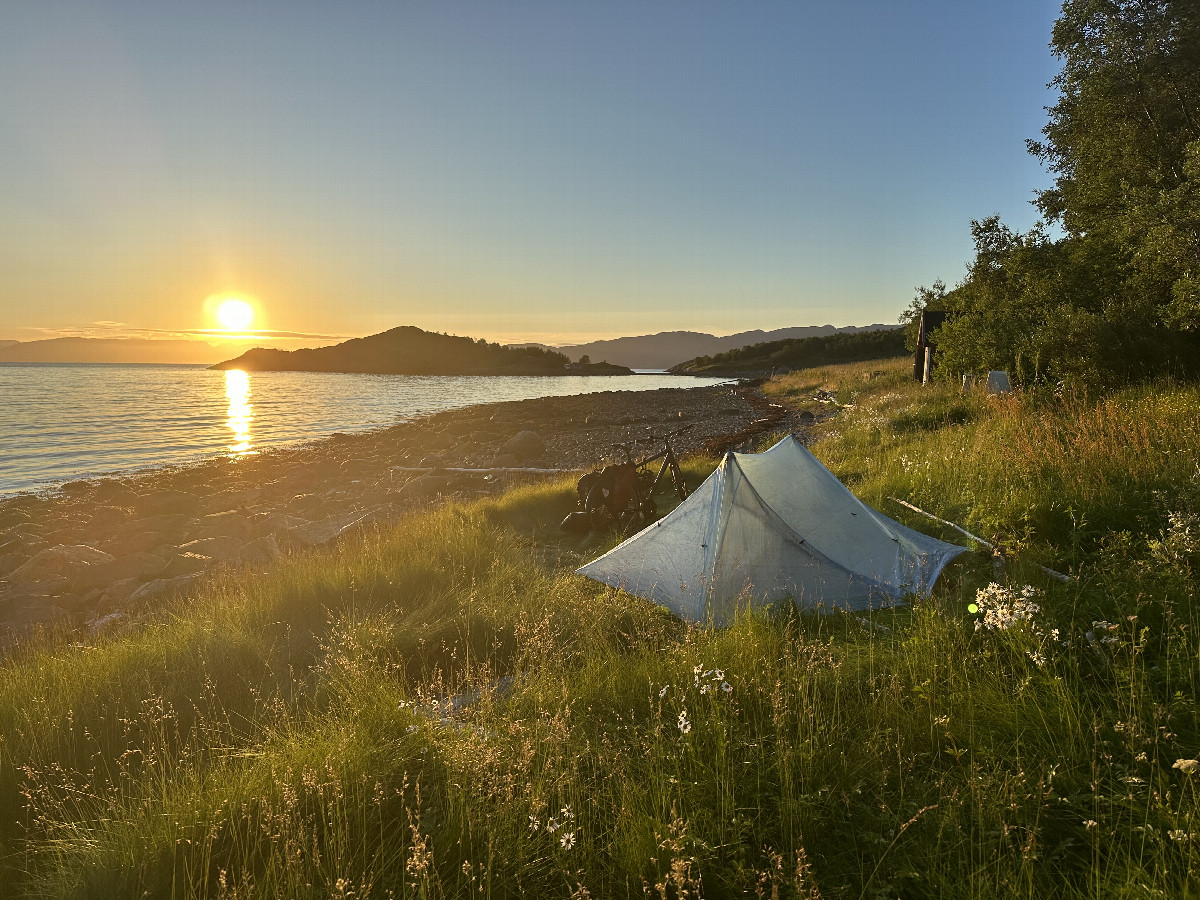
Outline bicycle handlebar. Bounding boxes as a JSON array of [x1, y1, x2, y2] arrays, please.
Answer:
[[603, 424, 692, 460], [642, 424, 693, 443]]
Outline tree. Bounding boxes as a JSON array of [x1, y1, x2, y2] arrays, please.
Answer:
[[923, 0, 1200, 389], [578, 354, 591, 365], [1029, 0, 1200, 330]]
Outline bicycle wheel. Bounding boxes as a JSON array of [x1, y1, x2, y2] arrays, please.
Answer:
[[669, 458, 689, 500], [583, 484, 613, 531]]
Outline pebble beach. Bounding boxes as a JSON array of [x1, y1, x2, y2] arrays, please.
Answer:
[[0, 383, 800, 642]]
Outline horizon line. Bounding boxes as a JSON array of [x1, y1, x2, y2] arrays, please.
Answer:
[[2, 321, 901, 349]]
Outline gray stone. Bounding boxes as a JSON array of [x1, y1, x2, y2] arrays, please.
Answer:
[[102, 578, 142, 605], [986, 370, 1012, 394], [9, 545, 116, 584], [2, 574, 70, 598], [192, 509, 256, 541], [137, 490, 202, 516], [200, 487, 262, 514], [88, 506, 132, 529], [499, 430, 545, 460], [0, 550, 26, 577], [94, 552, 168, 584], [127, 575, 198, 604], [103, 531, 172, 557], [122, 514, 192, 538], [87, 611, 130, 637], [237, 534, 283, 565], [280, 513, 370, 548], [270, 514, 311, 533], [178, 536, 245, 561], [91, 482, 140, 505], [161, 552, 211, 578], [0, 508, 34, 530]]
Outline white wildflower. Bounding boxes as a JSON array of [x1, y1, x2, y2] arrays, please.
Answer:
[[973, 583, 1042, 632], [560, 831, 576, 850], [659, 685, 669, 698], [1083, 819, 1098, 829], [528, 815, 540, 832], [1150, 511, 1200, 564], [678, 708, 692, 734], [1173, 758, 1200, 775], [1169, 830, 1193, 842], [1086, 620, 1120, 649], [721, 681, 732, 693]]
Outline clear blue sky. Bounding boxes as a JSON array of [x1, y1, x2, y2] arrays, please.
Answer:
[[0, 1, 1062, 346]]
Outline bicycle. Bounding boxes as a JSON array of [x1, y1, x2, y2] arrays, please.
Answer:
[[562, 426, 690, 534]]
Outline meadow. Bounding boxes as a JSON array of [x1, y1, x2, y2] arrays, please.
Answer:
[[2, 358, 1199, 898]]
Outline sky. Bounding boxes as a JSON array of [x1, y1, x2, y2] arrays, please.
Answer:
[[0, 1, 1063, 348]]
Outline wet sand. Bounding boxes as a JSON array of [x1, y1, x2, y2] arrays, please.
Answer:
[[0, 383, 799, 641]]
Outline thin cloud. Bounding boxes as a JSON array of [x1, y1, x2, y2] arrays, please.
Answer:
[[28, 324, 349, 342], [181, 329, 349, 340]]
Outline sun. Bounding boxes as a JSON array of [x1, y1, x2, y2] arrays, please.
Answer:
[[215, 298, 254, 331]]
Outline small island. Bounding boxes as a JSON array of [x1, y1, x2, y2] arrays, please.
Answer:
[[209, 325, 634, 376]]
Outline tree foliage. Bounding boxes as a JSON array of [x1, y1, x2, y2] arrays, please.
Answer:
[[914, 0, 1200, 388]]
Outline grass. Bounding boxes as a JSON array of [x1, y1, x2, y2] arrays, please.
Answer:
[[2, 360, 1199, 897]]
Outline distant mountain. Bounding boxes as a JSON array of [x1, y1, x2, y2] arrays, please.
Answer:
[[0, 337, 255, 365], [515, 324, 898, 370], [211, 325, 633, 376]]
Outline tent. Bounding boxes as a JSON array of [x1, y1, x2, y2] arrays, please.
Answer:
[[577, 436, 966, 624]]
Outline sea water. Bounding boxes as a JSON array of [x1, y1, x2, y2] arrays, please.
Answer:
[[0, 364, 729, 495]]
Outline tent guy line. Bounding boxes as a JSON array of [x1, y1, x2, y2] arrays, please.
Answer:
[[888, 497, 1074, 584]]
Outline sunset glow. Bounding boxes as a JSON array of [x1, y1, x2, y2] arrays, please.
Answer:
[[215, 298, 255, 332]]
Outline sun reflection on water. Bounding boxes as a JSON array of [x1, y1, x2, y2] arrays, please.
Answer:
[[224, 369, 255, 455]]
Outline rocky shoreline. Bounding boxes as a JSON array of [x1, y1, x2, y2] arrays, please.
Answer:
[[0, 384, 802, 643]]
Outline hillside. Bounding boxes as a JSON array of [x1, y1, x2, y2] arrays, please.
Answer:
[[516, 324, 896, 370], [211, 326, 631, 375], [670, 325, 907, 373]]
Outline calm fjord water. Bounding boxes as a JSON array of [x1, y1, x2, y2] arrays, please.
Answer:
[[0, 364, 728, 495]]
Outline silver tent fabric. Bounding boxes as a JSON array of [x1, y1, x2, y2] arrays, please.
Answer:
[[577, 435, 967, 624]]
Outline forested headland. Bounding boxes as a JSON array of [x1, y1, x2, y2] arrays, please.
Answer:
[[669, 327, 907, 374], [210, 326, 632, 376]]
